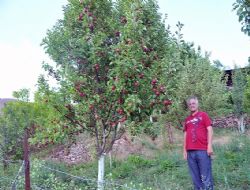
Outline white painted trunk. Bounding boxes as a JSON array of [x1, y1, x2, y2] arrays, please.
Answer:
[[238, 115, 245, 134], [97, 154, 105, 190], [150, 115, 153, 123]]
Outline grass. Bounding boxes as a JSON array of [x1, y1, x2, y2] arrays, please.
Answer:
[[1, 128, 250, 189]]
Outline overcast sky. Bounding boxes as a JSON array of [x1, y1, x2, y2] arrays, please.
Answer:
[[0, 0, 249, 99]]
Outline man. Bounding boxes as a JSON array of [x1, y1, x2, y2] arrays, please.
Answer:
[[183, 96, 214, 190]]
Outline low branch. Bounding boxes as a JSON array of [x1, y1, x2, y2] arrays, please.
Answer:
[[54, 105, 95, 133]]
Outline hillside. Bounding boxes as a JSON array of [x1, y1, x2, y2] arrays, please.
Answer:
[[39, 115, 248, 165]]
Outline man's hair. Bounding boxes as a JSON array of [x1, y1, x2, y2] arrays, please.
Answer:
[[186, 95, 199, 104]]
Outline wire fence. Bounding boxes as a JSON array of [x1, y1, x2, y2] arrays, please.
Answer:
[[0, 158, 142, 190]]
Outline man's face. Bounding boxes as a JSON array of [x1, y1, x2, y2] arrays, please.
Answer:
[[188, 99, 199, 112]]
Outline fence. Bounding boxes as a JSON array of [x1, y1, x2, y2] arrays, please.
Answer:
[[0, 158, 143, 190]]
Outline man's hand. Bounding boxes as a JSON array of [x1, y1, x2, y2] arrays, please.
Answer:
[[183, 131, 187, 160], [207, 126, 213, 156], [207, 144, 213, 156], [183, 150, 187, 160]]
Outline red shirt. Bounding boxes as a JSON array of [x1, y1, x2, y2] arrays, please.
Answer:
[[184, 111, 212, 150]]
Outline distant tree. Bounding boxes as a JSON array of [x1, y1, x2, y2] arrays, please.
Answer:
[[13, 88, 30, 102], [0, 89, 46, 171]]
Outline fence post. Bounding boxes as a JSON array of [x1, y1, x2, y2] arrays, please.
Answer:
[[11, 181, 16, 190], [24, 128, 31, 190]]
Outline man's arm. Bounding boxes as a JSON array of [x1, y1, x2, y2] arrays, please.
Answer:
[[207, 126, 213, 156], [183, 131, 187, 160]]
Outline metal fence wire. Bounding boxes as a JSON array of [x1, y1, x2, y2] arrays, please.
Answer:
[[0, 159, 141, 190]]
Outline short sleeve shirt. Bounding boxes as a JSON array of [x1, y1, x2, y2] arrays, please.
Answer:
[[184, 111, 212, 150]]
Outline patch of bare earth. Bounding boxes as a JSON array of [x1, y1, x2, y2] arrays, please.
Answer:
[[44, 115, 249, 164], [46, 134, 94, 165], [213, 135, 231, 146]]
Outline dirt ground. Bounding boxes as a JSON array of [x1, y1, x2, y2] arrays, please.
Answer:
[[44, 125, 241, 165]]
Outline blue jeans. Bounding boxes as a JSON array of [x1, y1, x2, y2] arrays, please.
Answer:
[[187, 150, 214, 190]]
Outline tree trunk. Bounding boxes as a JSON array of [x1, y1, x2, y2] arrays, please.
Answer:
[[167, 124, 174, 144], [97, 154, 105, 190], [150, 115, 153, 123], [238, 114, 245, 134], [162, 123, 168, 149]]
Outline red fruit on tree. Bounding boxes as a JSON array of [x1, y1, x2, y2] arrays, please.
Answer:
[[151, 79, 157, 85], [94, 63, 100, 70], [79, 92, 86, 97], [88, 12, 93, 17], [75, 86, 81, 92], [89, 104, 94, 110], [152, 88, 158, 94], [155, 91, 160, 96], [84, 7, 88, 13], [163, 100, 172, 106], [89, 23, 94, 32], [115, 31, 120, 37], [117, 108, 124, 115], [142, 46, 149, 52], [159, 85, 165, 93], [78, 12, 83, 21], [119, 116, 127, 123], [139, 73, 144, 79], [134, 81, 139, 87], [117, 97, 123, 104], [122, 89, 128, 94], [111, 122, 117, 127]]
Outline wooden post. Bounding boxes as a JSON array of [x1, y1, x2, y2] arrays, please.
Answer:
[[23, 128, 31, 190]]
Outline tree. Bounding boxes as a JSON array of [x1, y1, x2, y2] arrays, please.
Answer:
[[231, 67, 248, 133], [161, 26, 229, 132], [0, 89, 34, 169], [39, 0, 170, 189], [0, 89, 46, 171], [213, 59, 225, 70], [244, 74, 250, 113], [233, 0, 250, 36]]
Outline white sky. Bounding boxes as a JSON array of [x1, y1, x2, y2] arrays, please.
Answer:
[[0, 0, 250, 99]]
